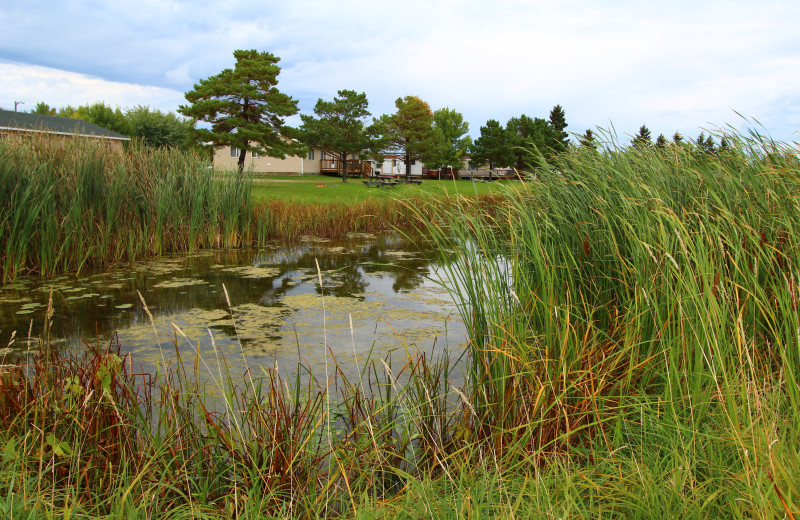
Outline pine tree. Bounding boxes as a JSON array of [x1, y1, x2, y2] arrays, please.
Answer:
[[579, 129, 597, 150], [632, 125, 652, 148], [470, 119, 514, 171], [377, 96, 440, 182], [548, 104, 570, 149], [179, 49, 303, 173], [297, 90, 382, 182]]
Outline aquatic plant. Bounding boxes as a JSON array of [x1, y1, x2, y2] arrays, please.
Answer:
[[1, 129, 799, 518]]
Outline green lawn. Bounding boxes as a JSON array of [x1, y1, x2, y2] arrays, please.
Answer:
[[249, 173, 511, 204]]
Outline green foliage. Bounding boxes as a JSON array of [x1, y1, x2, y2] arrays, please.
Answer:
[[548, 104, 570, 148], [426, 107, 472, 172], [655, 133, 668, 148], [506, 114, 566, 168], [469, 119, 513, 170], [578, 129, 597, 149], [126, 105, 192, 149], [0, 135, 252, 279], [377, 96, 440, 180], [58, 101, 132, 135], [179, 49, 304, 172], [296, 90, 383, 182], [30, 102, 56, 116], [632, 124, 652, 147]]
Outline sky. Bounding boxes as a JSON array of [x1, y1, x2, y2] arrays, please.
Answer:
[[2, 0, 799, 144]]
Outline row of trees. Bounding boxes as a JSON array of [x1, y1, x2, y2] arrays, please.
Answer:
[[176, 50, 477, 180], [30, 101, 193, 150], [27, 49, 742, 179], [176, 49, 575, 180], [468, 106, 569, 171]]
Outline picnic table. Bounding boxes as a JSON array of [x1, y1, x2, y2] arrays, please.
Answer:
[[363, 175, 399, 188]]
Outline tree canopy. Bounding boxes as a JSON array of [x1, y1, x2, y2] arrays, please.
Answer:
[[470, 119, 514, 171], [426, 107, 471, 174], [297, 90, 382, 182], [632, 125, 652, 147], [548, 104, 570, 150], [126, 106, 192, 149], [179, 49, 303, 172], [377, 96, 439, 181], [58, 102, 132, 136]]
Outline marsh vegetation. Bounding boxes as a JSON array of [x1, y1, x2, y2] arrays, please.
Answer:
[[1, 131, 799, 518]]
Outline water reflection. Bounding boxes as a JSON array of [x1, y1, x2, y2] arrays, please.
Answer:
[[0, 233, 465, 380]]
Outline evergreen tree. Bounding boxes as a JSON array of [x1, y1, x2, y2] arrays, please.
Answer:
[[705, 135, 716, 154], [470, 119, 514, 171], [506, 115, 564, 168], [179, 49, 303, 173], [579, 129, 597, 150], [673, 132, 683, 144], [548, 104, 570, 149], [632, 125, 652, 148], [656, 134, 668, 148], [297, 90, 383, 182], [377, 96, 439, 182]]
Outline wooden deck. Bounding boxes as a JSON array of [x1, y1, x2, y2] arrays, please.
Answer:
[[320, 156, 373, 178]]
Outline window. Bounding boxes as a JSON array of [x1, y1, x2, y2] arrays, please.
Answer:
[[321, 151, 326, 160], [230, 146, 239, 158], [252, 150, 260, 158], [307, 149, 315, 160]]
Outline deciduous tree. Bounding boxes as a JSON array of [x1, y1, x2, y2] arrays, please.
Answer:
[[127, 105, 192, 149], [58, 102, 131, 135], [31, 102, 56, 116], [179, 49, 303, 173], [426, 107, 471, 175]]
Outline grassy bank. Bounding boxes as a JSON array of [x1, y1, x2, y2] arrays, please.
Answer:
[[1, 132, 799, 518]]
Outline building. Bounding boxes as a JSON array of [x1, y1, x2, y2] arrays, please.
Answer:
[[213, 144, 378, 177], [0, 109, 130, 150]]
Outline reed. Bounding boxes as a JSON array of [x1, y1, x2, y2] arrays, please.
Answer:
[[0, 136, 252, 280], [1, 130, 799, 518], [411, 130, 800, 517]]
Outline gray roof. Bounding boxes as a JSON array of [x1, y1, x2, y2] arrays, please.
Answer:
[[0, 109, 130, 140]]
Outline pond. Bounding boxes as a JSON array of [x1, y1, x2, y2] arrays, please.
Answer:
[[0, 233, 466, 383]]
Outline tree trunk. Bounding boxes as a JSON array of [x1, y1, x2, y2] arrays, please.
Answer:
[[341, 151, 348, 183], [238, 145, 247, 174], [404, 151, 411, 182]]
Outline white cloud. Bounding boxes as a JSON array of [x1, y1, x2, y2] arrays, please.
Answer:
[[1, 0, 798, 142], [0, 62, 185, 113]]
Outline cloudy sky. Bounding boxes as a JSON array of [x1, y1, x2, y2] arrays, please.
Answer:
[[2, 0, 799, 144]]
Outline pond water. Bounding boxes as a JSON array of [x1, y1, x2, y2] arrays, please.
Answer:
[[0, 233, 466, 382]]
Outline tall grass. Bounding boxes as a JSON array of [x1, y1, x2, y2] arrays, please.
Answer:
[[413, 131, 800, 517], [1, 131, 799, 518], [0, 135, 251, 279], [0, 134, 503, 280]]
